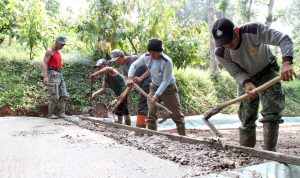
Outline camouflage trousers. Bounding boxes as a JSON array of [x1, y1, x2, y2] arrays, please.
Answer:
[[238, 69, 285, 128], [47, 70, 69, 101]]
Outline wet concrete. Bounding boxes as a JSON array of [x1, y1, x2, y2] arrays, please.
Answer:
[[0, 117, 194, 178], [68, 117, 264, 176]]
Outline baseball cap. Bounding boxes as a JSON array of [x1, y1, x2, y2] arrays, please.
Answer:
[[212, 18, 234, 47], [148, 39, 163, 52], [94, 59, 108, 67], [56, 36, 67, 45], [110, 49, 124, 62]]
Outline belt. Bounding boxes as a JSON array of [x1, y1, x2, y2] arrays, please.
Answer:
[[252, 60, 279, 79], [48, 66, 61, 72]]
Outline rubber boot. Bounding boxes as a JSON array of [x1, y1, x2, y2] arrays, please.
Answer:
[[176, 123, 186, 136], [263, 122, 279, 151], [48, 100, 58, 119], [136, 115, 146, 128], [239, 126, 256, 148], [58, 101, 70, 119], [124, 115, 131, 126], [147, 120, 157, 131], [116, 116, 123, 124]]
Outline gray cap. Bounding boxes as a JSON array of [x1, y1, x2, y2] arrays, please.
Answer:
[[56, 36, 67, 45], [110, 49, 124, 62], [94, 59, 108, 67]]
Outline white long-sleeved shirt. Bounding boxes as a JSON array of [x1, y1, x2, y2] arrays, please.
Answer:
[[128, 52, 175, 96]]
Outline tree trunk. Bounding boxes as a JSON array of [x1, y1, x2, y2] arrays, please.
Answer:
[[265, 0, 276, 27], [30, 46, 33, 60], [247, 0, 253, 22], [208, 0, 219, 78]]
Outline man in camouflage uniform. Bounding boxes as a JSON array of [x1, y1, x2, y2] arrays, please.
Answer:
[[42, 36, 69, 119], [212, 18, 295, 151]]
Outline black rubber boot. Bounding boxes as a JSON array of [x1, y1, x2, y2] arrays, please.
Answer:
[[124, 115, 131, 126], [58, 101, 70, 119], [48, 100, 58, 119], [263, 122, 279, 151], [176, 123, 186, 136], [116, 116, 123, 124], [147, 120, 157, 131], [239, 126, 256, 148]]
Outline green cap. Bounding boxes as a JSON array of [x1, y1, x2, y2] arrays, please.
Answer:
[[56, 36, 67, 45]]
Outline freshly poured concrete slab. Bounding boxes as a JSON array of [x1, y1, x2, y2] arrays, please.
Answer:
[[0, 117, 192, 178]]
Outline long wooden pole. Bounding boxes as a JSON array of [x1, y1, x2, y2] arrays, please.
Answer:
[[133, 83, 172, 116]]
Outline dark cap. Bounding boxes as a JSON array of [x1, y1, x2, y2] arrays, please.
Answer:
[[56, 36, 67, 45], [94, 59, 108, 67], [110, 49, 124, 62], [212, 18, 234, 47], [147, 39, 163, 52]]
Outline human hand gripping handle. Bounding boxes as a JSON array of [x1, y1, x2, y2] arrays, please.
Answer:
[[244, 82, 257, 100], [281, 61, 296, 81], [89, 74, 96, 81], [126, 77, 135, 87]]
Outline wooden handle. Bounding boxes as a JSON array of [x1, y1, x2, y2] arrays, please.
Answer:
[[222, 76, 281, 107], [112, 87, 131, 113], [203, 76, 282, 121], [133, 83, 172, 114]]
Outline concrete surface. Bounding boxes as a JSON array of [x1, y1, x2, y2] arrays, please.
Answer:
[[0, 117, 192, 178]]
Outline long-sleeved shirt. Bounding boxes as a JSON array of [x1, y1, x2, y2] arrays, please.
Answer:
[[215, 22, 293, 86], [128, 52, 175, 96], [121, 55, 151, 85]]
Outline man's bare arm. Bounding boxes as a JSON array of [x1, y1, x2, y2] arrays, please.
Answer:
[[42, 49, 53, 85]]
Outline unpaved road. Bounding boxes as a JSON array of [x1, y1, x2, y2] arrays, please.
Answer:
[[0, 117, 194, 178]]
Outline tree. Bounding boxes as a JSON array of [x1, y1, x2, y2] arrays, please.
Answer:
[[237, 0, 254, 23], [265, 0, 275, 26], [0, 0, 18, 44], [208, 0, 219, 78], [17, 0, 51, 60], [216, 0, 229, 18]]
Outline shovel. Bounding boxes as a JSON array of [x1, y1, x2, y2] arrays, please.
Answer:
[[133, 83, 172, 122], [202, 76, 282, 137]]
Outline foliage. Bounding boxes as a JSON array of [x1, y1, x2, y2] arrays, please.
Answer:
[[17, 0, 53, 60], [1, 57, 300, 116], [76, 0, 208, 69], [216, 0, 229, 17], [282, 81, 300, 116], [0, 0, 18, 42]]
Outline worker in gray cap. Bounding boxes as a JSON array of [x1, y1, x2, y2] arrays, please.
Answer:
[[89, 59, 131, 125], [110, 49, 151, 128]]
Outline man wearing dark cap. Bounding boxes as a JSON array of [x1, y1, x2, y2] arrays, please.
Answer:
[[126, 39, 186, 135], [110, 49, 151, 128], [42, 36, 69, 119], [212, 18, 295, 151], [89, 59, 131, 125]]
